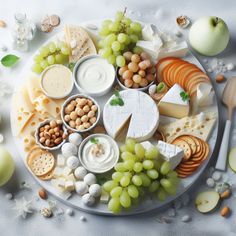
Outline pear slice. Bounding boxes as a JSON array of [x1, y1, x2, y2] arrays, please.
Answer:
[[228, 147, 236, 172], [195, 191, 220, 213]]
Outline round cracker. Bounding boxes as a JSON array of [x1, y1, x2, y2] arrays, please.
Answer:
[[39, 168, 54, 180], [172, 139, 192, 161], [191, 136, 201, 153], [28, 150, 55, 177], [154, 130, 166, 142], [179, 135, 197, 154]]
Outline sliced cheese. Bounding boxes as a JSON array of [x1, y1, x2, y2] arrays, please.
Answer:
[[158, 84, 189, 119], [197, 83, 214, 107], [103, 90, 159, 142], [26, 74, 43, 103], [158, 112, 217, 143], [157, 141, 184, 169]]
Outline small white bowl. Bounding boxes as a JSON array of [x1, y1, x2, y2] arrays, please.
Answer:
[[78, 134, 119, 174], [116, 67, 155, 92], [35, 119, 67, 151], [73, 55, 116, 97], [40, 64, 74, 99], [61, 94, 100, 133]]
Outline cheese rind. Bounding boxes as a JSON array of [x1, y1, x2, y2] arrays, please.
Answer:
[[103, 90, 159, 142], [158, 84, 189, 119], [157, 141, 184, 169]]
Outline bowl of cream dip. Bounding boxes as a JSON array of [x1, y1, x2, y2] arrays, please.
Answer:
[[40, 64, 74, 99], [78, 134, 119, 173], [73, 55, 116, 97]]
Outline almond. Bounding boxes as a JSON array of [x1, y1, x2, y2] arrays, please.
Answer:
[[220, 189, 231, 199], [220, 206, 230, 217], [215, 74, 225, 83], [0, 20, 6, 28], [38, 188, 47, 199]]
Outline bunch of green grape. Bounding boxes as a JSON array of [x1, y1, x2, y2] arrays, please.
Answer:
[[103, 139, 180, 214], [32, 41, 70, 74], [98, 11, 143, 67]]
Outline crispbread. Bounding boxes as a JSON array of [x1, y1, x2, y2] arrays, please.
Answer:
[[39, 168, 54, 180], [172, 139, 192, 161], [64, 25, 97, 63], [179, 135, 197, 154]]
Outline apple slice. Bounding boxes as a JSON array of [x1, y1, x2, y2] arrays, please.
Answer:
[[195, 191, 220, 213], [228, 146, 236, 172]]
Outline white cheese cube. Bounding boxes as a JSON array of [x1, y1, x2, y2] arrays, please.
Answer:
[[63, 166, 73, 176], [65, 180, 75, 192], [157, 141, 184, 169], [66, 173, 76, 182], [58, 178, 66, 188], [100, 190, 110, 204], [53, 167, 63, 178], [57, 154, 65, 167]]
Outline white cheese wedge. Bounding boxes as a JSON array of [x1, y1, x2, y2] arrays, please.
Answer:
[[158, 84, 189, 119], [157, 141, 184, 169], [103, 90, 159, 142], [140, 141, 153, 150], [197, 83, 214, 107]]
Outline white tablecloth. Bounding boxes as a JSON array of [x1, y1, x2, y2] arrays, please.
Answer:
[[0, 0, 236, 235]]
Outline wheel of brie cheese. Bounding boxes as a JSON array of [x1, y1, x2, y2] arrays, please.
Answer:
[[103, 90, 159, 142]]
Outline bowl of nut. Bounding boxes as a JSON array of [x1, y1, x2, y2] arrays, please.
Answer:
[[116, 51, 156, 91], [61, 94, 100, 133], [35, 119, 67, 151]]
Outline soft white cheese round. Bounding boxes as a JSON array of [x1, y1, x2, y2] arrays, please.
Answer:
[[89, 184, 102, 197], [84, 173, 96, 186], [69, 133, 83, 146], [66, 155, 80, 169], [61, 142, 77, 158], [74, 166, 87, 180], [82, 193, 95, 206], [75, 181, 88, 195]]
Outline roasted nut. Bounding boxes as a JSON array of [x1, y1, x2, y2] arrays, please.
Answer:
[[39, 188, 47, 199], [220, 206, 230, 217], [220, 189, 231, 199], [0, 20, 6, 28], [215, 74, 225, 83]]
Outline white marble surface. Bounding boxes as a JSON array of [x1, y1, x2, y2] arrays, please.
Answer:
[[0, 0, 236, 235]]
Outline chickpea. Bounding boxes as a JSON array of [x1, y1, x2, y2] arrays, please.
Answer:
[[90, 117, 97, 124], [64, 115, 70, 122], [131, 54, 141, 63], [44, 125, 50, 131], [49, 128, 54, 134], [45, 139, 51, 146], [88, 110, 95, 118], [70, 100, 77, 107], [83, 105, 90, 113], [77, 125, 85, 131], [39, 132, 44, 138], [81, 115, 89, 123], [75, 118, 81, 125], [78, 98, 87, 106], [39, 127, 45, 132], [67, 104, 75, 112], [50, 120, 57, 128], [69, 120, 76, 128], [76, 108, 84, 117], [118, 66, 128, 76], [91, 105, 98, 112], [87, 99, 93, 107], [124, 79, 133, 88], [83, 122, 91, 129], [55, 132, 60, 137], [64, 107, 71, 115], [39, 137, 46, 143], [140, 78, 149, 87], [70, 111, 77, 120], [138, 70, 146, 77], [132, 82, 140, 88]]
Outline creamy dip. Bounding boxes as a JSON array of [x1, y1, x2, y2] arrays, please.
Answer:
[[76, 56, 115, 95], [80, 135, 119, 173], [41, 65, 73, 98]]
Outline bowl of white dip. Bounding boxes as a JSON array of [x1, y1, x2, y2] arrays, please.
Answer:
[[73, 55, 116, 97], [78, 134, 119, 173], [40, 64, 74, 99]]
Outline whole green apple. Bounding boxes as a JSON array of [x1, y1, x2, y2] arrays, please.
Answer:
[[0, 146, 15, 187], [189, 16, 230, 56]]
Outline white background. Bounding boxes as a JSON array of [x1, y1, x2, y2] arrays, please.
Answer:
[[0, 0, 236, 235]]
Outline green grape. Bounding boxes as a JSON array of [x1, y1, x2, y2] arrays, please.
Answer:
[[111, 41, 121, 52], [116, 55, 126, 67], [127, 185, 139, 198], [160, 161, 171, 175], [160, 179, 175, 195], [99, 26, 110, 36], [123, 17, 131, 26], [100, 47, 112, 58], [134, 143, 145, 159], [47, 55, 55, 65], [48, 42, 56, 53], [112, 172, 123, 182], [126, 27, 134, 35], [153, 159, 163, 171], [143, 160, 154, 170], [32, 63, 43, 74], [110, 186, 123, 198], [103, 180, 118, 192], [102, 19, 113, 27], [120, 190, 131, 208], [121, 151, 136, 161], [147, 169, 159, 179], [130, 34, 139, 43], [168, 177, 180, 186], [120, 43, 125, 51], [108, 197, 121, 214], [40, 60, 49, 69], [115, 11, 124, 21], [149, 180, 160, 193], [123, 172, 132, 178], [34, 54, 43, 63], [61, 46, 70, 55], [113, 51, 121, 57], [120, 144, 127, 153], [61, 55, 69, 64], [133, 162, 143, 173], [57, 41, 67, 49], [108, 22, 119, 32], [157, 187, 167, 201], [145, 146, 159, 159], [104, 33, 117, 46], [125, 139, 136, 153], [167, 171, 178, 179], [130, 22, 142, 33], [139, 173, 151, 187], [123, 160, 135, 171], [98, 40, 105, 49], [107, 54, 116, 65], [125, 36, 131, 45], [138, 186, 145, 196], [117, 33, 127, 43], [39, 46, 49, 57], [133, 46, 142, 54], [132, 175, 142, 186], [120, 175, 130, 187], [55, 54, 64, 63], [114, 162, 126, 172]]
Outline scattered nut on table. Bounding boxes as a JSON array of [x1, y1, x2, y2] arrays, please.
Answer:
[[220, 206, 230, 217], [0, 20, 6, 28], [215, 74, 225, 83], [38, 188, 47, 199], [220, 189, 231, 199]]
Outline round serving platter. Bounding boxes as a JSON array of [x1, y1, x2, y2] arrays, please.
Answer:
[[10, 19, 219, 216]]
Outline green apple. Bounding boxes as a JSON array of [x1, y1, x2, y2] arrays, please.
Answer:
[[228, 146, 236, 172], [0, 146, 15, 187], [189, 16, 230, 56], [195, 191, 220, 213]]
